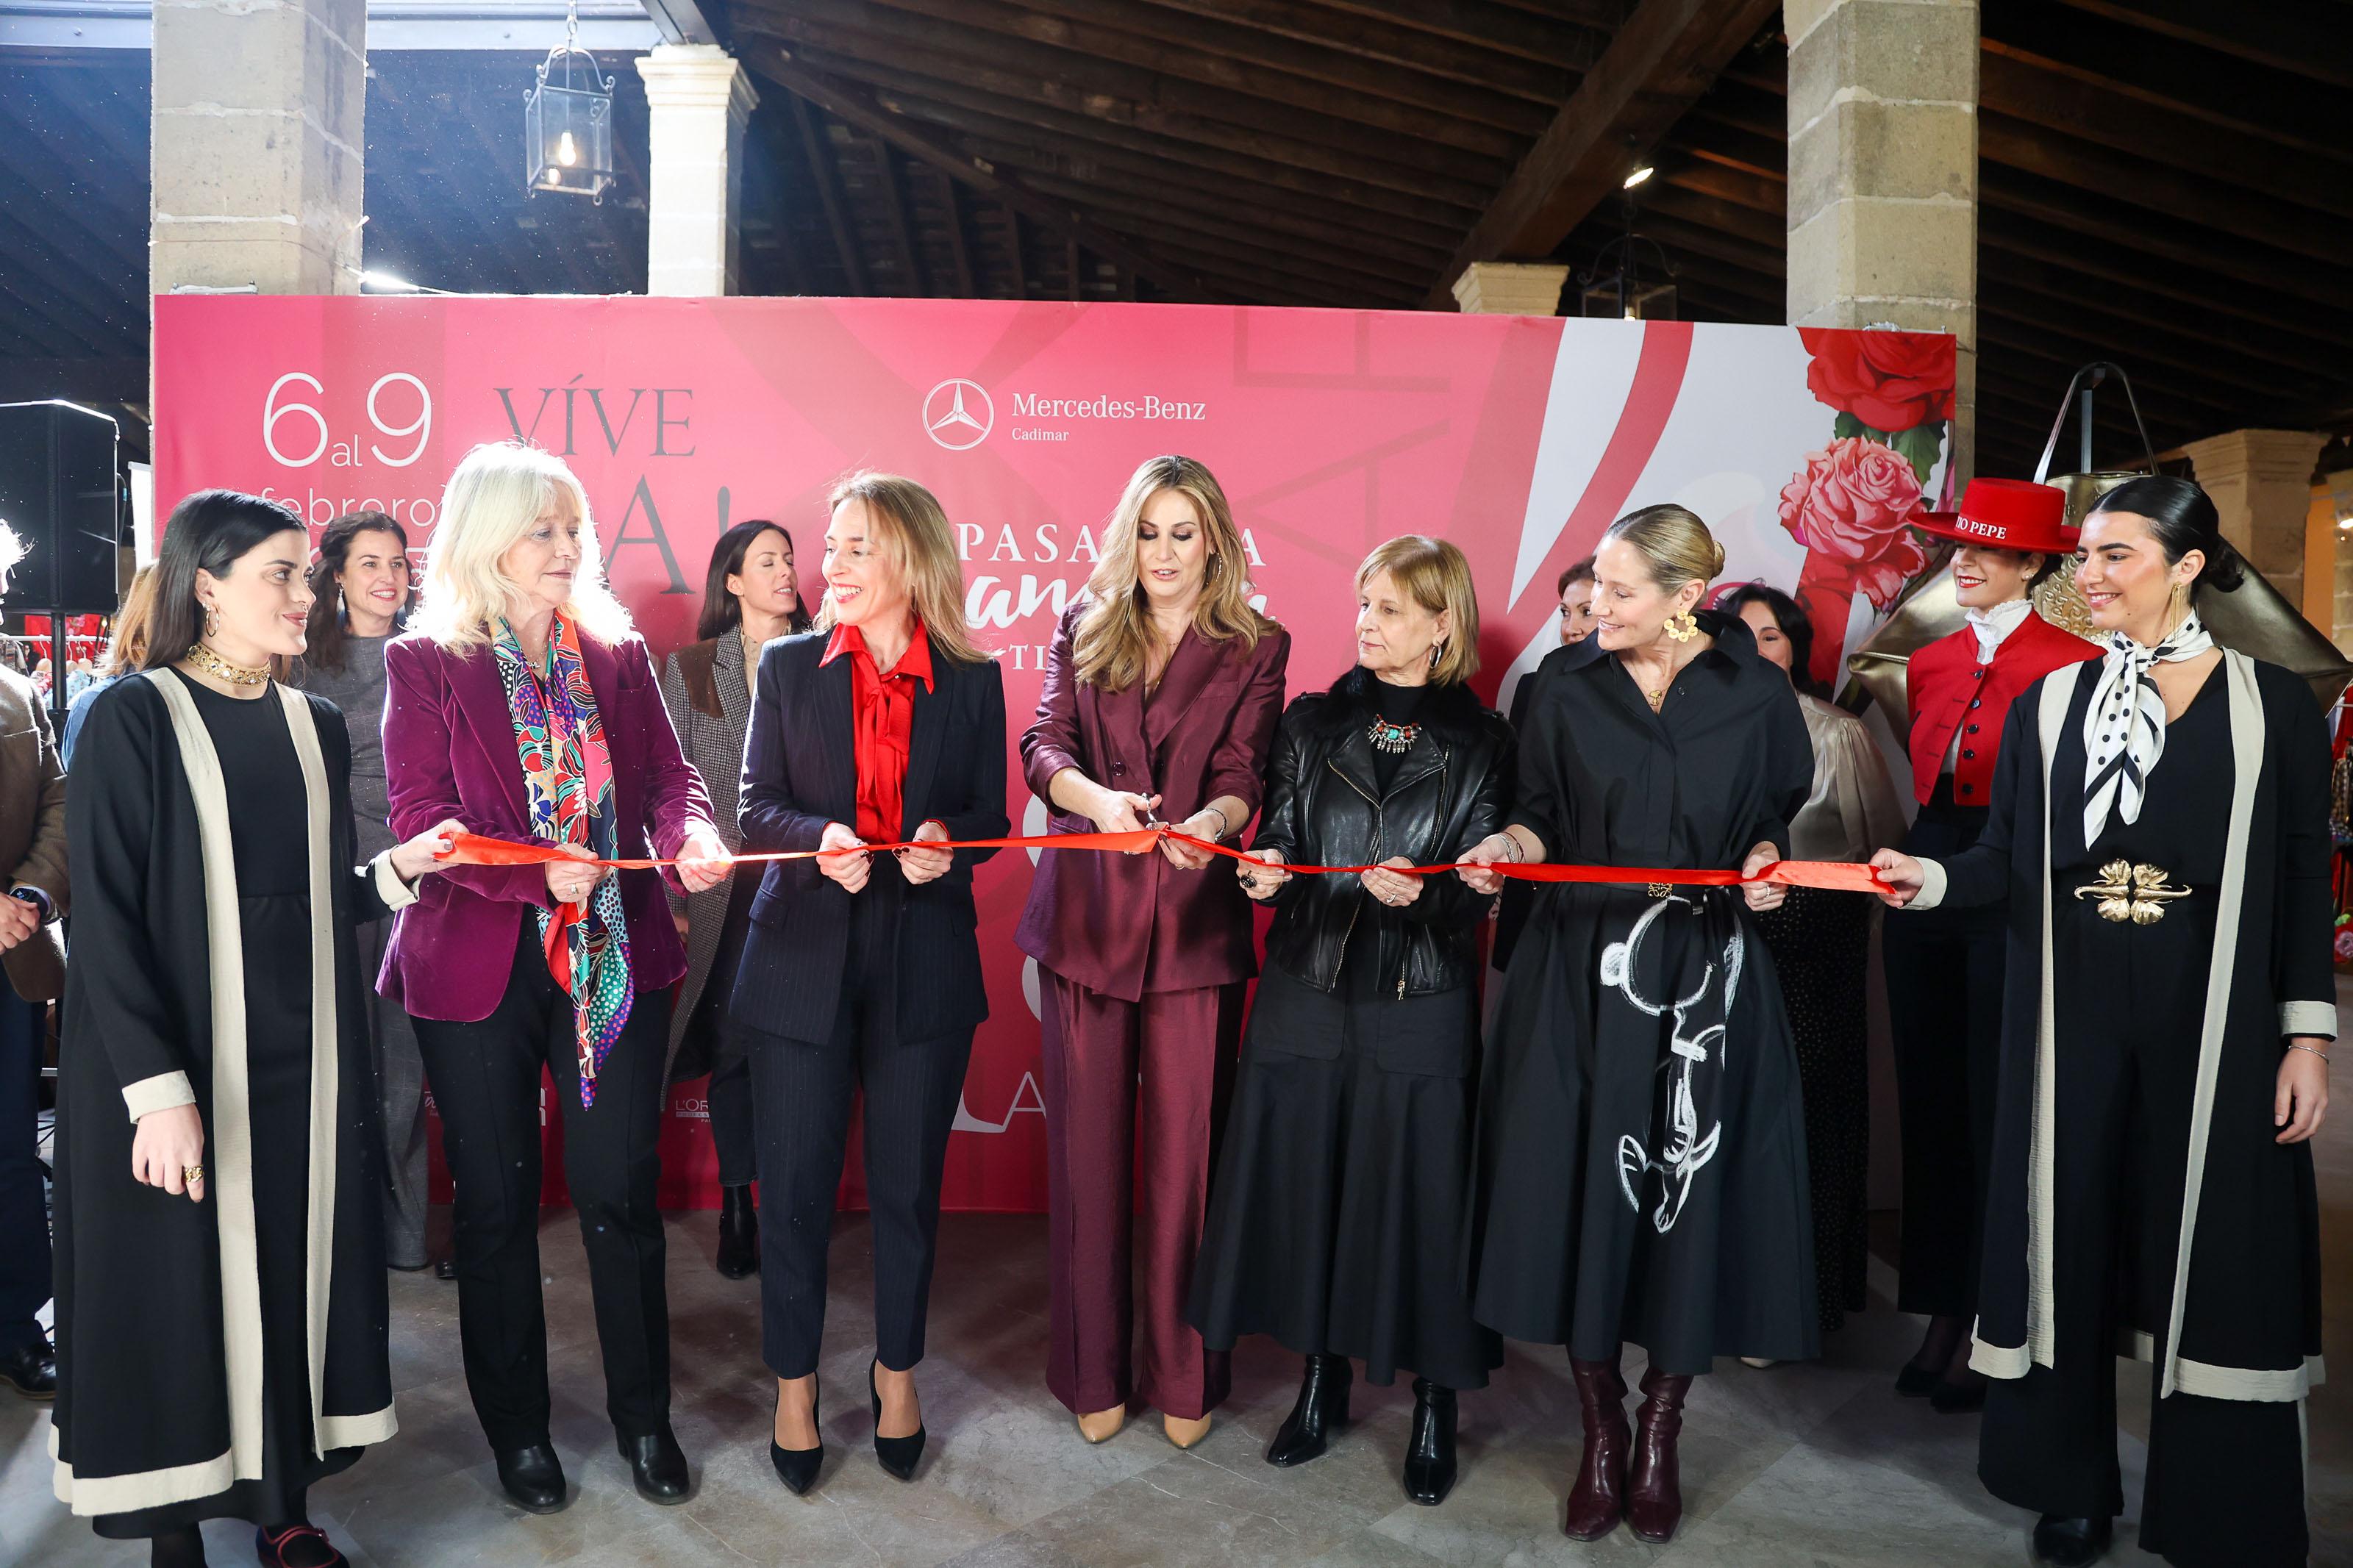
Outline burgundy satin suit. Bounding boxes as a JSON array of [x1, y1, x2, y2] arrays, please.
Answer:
[[1015, 601, 1289, 1420]]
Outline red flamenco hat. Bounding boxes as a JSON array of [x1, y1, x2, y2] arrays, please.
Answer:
[[1913, 477, 2076, 555]]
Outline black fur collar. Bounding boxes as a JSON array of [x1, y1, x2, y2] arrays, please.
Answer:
[[1316, 663, 1488, 742]]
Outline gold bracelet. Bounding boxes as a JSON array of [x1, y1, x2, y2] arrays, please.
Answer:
[[2287, 1042, 2331, 1065]]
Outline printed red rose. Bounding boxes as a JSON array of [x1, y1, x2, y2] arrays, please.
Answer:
[[1777, 436, 1928, 612], [1799, 329, 1956, 433]]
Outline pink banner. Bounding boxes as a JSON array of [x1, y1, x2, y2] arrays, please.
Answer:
[[154, 296, 1952, 1211]]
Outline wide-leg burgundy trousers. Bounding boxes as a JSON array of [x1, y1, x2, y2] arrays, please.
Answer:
[[1038, 971, 1244, 1421]]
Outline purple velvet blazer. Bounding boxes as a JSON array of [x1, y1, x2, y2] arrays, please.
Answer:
[[379, 629, 716, 1023], [1015, 601, 1289, 1001]]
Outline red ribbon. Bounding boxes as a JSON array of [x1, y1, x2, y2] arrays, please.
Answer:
[[438, 828, 1888, 895]]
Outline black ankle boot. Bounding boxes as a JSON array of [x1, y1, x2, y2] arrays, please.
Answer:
[[716, 1185, 758, 1279], [2031, 1514, 2113, 1567], [620, 1425, 691, 1503], [1265, 1354, 1351, 1467], [1401, 1378, 1457, 1506], [493, 1442, 568, 1514]]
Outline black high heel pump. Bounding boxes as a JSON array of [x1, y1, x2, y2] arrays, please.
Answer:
[[769, 1383, 822, 1495], [869, 1358, 927, 1481]]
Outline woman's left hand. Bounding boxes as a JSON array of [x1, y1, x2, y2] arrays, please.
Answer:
[[1361, 857, 1424, 909], [897, 820, 955, 886], [674, 826, 732, 894], [1740, 842, 1785, 912], [2275, 1040, 2329, 1144], [388, 817, 465, 884], [1158, 811, 1221, 871]]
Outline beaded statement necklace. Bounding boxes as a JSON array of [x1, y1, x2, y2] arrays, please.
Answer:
[[1366, 715, 1420, 754], [185, 642, 271, 687]]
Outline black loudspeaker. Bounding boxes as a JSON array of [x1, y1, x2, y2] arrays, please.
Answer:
[[0, 401, 121, 613]]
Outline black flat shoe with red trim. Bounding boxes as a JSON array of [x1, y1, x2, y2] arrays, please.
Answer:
[[256, 1522, 347, 1568]]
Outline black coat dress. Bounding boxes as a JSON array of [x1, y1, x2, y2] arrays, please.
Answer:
[[1188, 670, 1512, 1388], [52, 672, 415, 1532], [1468, 611, 1821, 1372]]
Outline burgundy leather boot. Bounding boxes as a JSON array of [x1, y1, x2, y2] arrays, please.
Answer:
[[1624, 1363, 1694, 1544], [1562, 1356, 1629, 1539]]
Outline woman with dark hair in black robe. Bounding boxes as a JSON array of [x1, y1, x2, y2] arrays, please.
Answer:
[[51, 490, 457, 1568], [1876, 476, 2331, 1568]]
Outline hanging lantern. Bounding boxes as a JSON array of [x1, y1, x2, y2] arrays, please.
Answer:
[[524, 2, 615, 203]]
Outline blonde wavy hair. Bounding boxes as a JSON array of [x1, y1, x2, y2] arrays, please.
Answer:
[[815, 471, 987, 665], [1358, 535, 1480, 685], [415, 442, 633, 653], [1072, 454, 1271, 691]]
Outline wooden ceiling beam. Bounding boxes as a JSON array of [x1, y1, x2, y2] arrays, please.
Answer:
[[735, 9, 1506, 203], [1298, 0, 1609, 65], [1015, 171, 1433, 290], [2049, 0, 2353, 93], [983, 0, 1555, 134], [858, 135, 929, 295], [1130, 0, 1577, 100], [1979, 286, 2321, 403], [785, 93, 871, 295], [774, 51, 1463, 226], [850, 0, 1534, 157], [999, 206, 1027, 298], [1427, 0, 1782, 307], [1979, 48, 2353, 220], [927, 166, 976, 297], [754, 48, 1221, 301]]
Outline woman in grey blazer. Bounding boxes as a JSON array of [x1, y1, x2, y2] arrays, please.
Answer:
[[659, 520, 810, 1278]]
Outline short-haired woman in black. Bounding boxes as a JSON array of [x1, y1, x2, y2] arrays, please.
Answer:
[[1874, 476, 2330, 1568], [1188, 536, 1510, 1508], [659, 520, 810, 1278]]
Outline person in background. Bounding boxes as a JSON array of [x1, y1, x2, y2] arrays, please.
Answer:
[[659, 519, 810, 1280], [732, 473, 1006, 1495], [51, 490, 459, 1568], [1873, 476, 2327, 1568], [63, 566, 157, 768], [382, 443, 728, 1514], [1458, 504, 1816, 1547], [0, 522, 67, 1406], [1190, 537, 1508, 1508], [1556, 556, 1598, 647], [1718, 583, 1905, 1348], [1884, 479, 2097, 1414], [292, 512, 426, 1273], [1018, 454, 1288, 1452]]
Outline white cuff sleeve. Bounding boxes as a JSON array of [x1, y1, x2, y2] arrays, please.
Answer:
[[123, 1070, 196, 1124], [1904, 856, 1949, 912], [2280, 1000, 2339, 1041], [371, 851, 421, 913]]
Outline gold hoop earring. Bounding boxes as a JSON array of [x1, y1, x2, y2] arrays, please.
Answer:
[[1665, 609, 1699, 642], [203, 606, 220, 639]]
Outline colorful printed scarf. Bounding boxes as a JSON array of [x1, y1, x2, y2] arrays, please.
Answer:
[[494, 612, 632, 1106]]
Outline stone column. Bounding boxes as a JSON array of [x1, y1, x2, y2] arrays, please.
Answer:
[[1785, 0, 1978, 479], [1450, 261, 1569, 316], [151, 0, 366, 296], [2182, 428, 2328, 614], [636, 45, 757, 298]]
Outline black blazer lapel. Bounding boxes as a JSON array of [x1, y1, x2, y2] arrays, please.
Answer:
[[806, 648, 858, 831]]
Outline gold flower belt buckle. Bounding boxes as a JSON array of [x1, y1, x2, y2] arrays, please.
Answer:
[[2073, 859, 2191, 925]]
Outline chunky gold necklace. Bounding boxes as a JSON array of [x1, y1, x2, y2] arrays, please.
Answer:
[[184, 642, 271, 687]]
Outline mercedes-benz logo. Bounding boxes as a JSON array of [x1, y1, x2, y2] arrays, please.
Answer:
[[923, 378, 994, 450]]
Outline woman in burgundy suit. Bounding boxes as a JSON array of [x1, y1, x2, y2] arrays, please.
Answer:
[[382, 442, 728, 1516], [1016, 454, 1288, 1450]]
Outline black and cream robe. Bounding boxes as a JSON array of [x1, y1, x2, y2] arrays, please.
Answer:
[[1909, 649, 2332, 1406], [50, 672, 419, 1516]]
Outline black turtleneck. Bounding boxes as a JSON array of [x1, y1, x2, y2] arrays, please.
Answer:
[[1363, 676, 1432, 792]]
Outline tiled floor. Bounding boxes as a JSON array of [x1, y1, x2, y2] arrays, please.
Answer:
[[7, 987, 2351, 1567]]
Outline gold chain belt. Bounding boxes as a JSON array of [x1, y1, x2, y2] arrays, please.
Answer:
[[2072, 860, 2192, 925]]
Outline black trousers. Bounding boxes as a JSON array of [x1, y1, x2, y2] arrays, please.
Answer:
[[741, 882, 974, 1380], [411, 928, 673, 1450], [0, 987, 47, 1356], [1885, 792, 2006, 1317], [680, 874, 759, 1188], [1979, 903, 2307, 1568]]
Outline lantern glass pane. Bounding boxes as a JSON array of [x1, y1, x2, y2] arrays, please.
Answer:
[[525, 78, 613, 199]]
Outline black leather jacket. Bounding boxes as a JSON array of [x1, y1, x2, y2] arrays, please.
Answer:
[[1253, 667, 1513, 998]]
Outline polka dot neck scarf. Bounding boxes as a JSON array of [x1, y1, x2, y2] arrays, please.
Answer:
[[2081, 610, 2213, 848]]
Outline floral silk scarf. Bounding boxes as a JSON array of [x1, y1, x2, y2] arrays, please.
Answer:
[[494, 612, 632, 1106]]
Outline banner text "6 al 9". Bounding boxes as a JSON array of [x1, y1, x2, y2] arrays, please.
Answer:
[[264, 373, 435, 470]]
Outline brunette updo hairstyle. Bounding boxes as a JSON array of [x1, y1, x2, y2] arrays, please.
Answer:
[[1600, 503, 1726, 593], [2086, 476, 2244, 593]]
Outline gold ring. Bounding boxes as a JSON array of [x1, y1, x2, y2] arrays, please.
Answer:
[[183, 1164, 204, 1184]]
